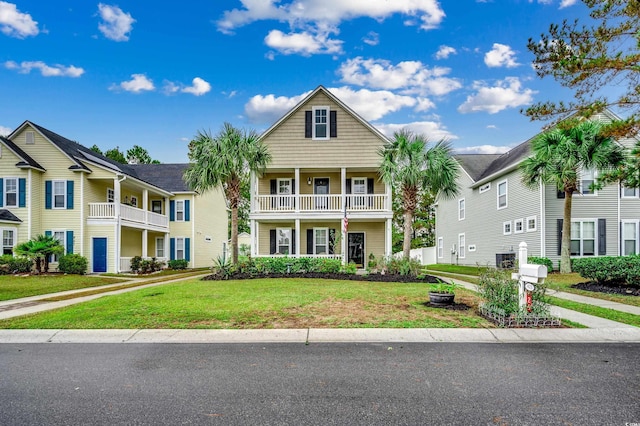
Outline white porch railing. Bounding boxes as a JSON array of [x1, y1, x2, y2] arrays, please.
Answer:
[[120, 256, 168, 272], [254, 194, 388, 213], [88, 203, 169, 228], [254, 254, 342, 259]]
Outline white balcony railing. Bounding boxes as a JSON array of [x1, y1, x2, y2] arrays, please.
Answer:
[[88, 203, 169, 228], [254, 194, 388, 213]]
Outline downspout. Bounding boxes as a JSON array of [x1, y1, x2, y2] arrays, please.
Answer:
[[191, 193, 195, 268], [80, 173, 84, 256], [115, 174, 126, 272], [540, 181, 545, 257], [618, 182, 621, 256], [27, 169, 32, 240]]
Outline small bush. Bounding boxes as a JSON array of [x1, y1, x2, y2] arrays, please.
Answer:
[[479, 268, 551, 318], [131, 256, 165, 274], [0, 254, 33, 274], [528, 256, 553, 272], [340, 261, 357, 275], [572, 255, 640, 284], [167, 259, 189, 270], [58, 254, 88, 275], [382, 257, 422, 276], [211, 255, 233, 279]]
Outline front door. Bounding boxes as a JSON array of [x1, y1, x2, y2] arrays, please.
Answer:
[[347, 232, 365, 268], [93, 237, 107, 273], [314, 178, 329, 210]]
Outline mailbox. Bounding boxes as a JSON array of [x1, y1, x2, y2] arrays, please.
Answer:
[[519, 264, 547, 284]]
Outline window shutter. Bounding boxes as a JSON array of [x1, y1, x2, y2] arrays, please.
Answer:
[[18, 178, 26, 207], [0, 178, 3, 207], [367, 178, 374, 194], [330, 111, 337, 138], [66, 181, 74, 209], [292, 229, 296, 255], [270, 180, 277, 194], [598, 219, 606, 255], [270, 229, 276, 254], [185, 238, 191, 261], [329, 229, 336, 254], [66, 231, 73, 254], [346, 178, 351, 194], [305, 111, 312, 138], [45, 181, 52, 209], [557, 219, 563, 256], [45, 230, 52, 237], [185, 200, 190, 221], [169, 200, 175, 221], [170, 238, 175, 260], [307, 229, 313, 254], [291, 179, 295, 195], [557, 190, 565, 199]]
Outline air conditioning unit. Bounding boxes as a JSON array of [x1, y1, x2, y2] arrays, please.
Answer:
[[495, 253, 516, 269]]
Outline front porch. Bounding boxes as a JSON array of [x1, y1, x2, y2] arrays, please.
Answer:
[[89, 203, 169, 230]]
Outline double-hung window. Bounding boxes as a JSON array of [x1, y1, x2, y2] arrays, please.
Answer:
[[514, 218, 524, 234], [313, 106, 329, 140], [579, 168, 596, 195], [4, 178, 17, 207], [107, 188, 114, 203], [437, 237, 443, 258], [276, 228, 291, 255], [458, 233, 465, 259], [622, 186, 638, 198], [51, 231, 65, 263], [314, 228, 328, 255], [497, 180, 507, 209], [352, 177, 366, 207], [156, 237, 165, 258], [53, 180, 66, 209], [2, 229, 14, 255], [175, 200, 185, 221], [458, 198, 465, 220], [622, 221, 638, 256], [175, 237, 185, 260], [277, 179, 292, 209], [571, 220, 596, 256]]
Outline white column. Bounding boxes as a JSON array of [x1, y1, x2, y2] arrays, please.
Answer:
[[295, 218, 300, 258], [341, 168, 347, 265], [249, 171, 256, 213], [142, 229, 148, 258], [80, 173, 84, 255], [385, 218, 393, 257], [385, 181, 392, 211], [255, 222, 260, 256], [27, 169, 32, 240], [114, 177, 122, 217], [295, 168, 300, 213], [142, 189, 148, 213], [250, 219, 256, 257], [164, 232, 170, 262], [341, 168, 346, 213]]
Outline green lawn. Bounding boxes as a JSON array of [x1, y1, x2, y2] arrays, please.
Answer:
[[0, 278, 494, 329], [545, 273, 640, 308], [0, 275, 126, 301], [548, 296, 640, 327]]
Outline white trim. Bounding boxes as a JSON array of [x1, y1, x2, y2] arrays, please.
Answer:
[[514, 218, 524, 234], [503, 221, 512, 235], [479, 182, 491, 194], [458, 198, 465, 221], [312, 106, 330, 140], [437, 237, 443, 258], [526, 215, 537, 232], [458, 233, 466, 259], [497, 180, 507, 210]]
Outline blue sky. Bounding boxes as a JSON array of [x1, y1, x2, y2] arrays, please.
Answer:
[[0, 0, 592, 163]]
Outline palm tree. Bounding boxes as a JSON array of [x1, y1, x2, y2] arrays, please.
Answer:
[[14, 234, 64, 273], [520, 120, 625, 273], [184, 123, 271, 265], [379, 129, 460, 259]]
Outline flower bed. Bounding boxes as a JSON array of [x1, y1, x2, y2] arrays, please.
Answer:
[[479, 304, 562, 328]]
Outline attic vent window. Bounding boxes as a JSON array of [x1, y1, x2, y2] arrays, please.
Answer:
[[479, 183, 491, 194], [25, 131, 35, 145]]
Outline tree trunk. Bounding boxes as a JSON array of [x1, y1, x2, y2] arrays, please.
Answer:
[[231, 206, 239, 265], [403, 208, 414, 259], [560, 190, 573, 274]]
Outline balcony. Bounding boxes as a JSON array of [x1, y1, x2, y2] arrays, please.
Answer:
[[88, 203, 169, 229], [254, 194, 389, 213]]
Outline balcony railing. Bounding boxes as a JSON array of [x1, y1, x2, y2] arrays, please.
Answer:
[[254, 194, 388, 213], [88, 203, 169, 228]]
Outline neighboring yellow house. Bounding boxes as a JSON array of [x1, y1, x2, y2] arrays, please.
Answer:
[[1, 121, 227, 273], [249, 86, 393, 267]]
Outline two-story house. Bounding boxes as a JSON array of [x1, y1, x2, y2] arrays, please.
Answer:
[[1, 121, 227, 273], [435, 110, 640, 269], [248, 86, 393, 267]]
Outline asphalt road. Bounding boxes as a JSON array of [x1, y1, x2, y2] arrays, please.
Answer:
[[1, 343, 638, 425]]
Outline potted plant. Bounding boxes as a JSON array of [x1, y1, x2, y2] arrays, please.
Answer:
[[429, 280, 458, 306]]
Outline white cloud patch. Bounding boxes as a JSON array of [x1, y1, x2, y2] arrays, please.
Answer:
[[362, 31, 379, 46], [435, 45, 456, 60], [484, 43, 519, 68], [217, 0, 445, 34], [486, 124, 498, 129], [374, 121, 458, 141], [265, 29, 343, 55], [111, 73, 154, 93], [0, 125, 11, 136], [338, 57, 462, 97], [245, 91, 313, 124], [559, 0, 577, 8], [5, 60, 84, 77], [163, 77, 212, 96], [455, 145, 511, 154], [97, 3, 135, 41], [0, 1, 39, 38], [458, 77, 536, 114]]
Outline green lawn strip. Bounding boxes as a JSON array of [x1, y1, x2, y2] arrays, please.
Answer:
[[547, 296, 640, 327], [425, 264, 488, 276], [425, 271, 480, 285], [0, 275, 128, 301], [99, 268, 210, 279], [546, 273, 640, 308], [42, 270, 207, 301], [0, 278, 495, 329]]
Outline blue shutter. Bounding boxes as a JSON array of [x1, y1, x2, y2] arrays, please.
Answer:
[[45, 230, 52, 237], [185, 200, 190, 221], [66, 180, 74, 209], [170, 200, 175, 221], [185, 238, 191, 261], [66, 231, 74, 254], [0, 178, 3, 207], [45, 181, 52, 209], [18, 178, 26, 207], [170, 238, 175, 260]]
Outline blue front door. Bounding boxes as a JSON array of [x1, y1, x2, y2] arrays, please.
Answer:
[[93, 238, 107, 273]]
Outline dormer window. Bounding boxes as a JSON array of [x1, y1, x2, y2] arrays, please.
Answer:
[[313, 106, 329, 140]]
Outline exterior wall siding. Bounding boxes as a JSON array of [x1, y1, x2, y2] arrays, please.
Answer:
[[193, 188, 227, 268]]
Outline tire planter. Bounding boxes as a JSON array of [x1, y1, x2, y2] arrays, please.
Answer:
[[429, 292, 455, 306]]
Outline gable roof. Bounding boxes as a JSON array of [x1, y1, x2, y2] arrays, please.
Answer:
[[0, 209, 22, 223], [0, 136, 45, 171], [454, 154, 502, 182], [258, 85, 390, 143], [133, 164, 191, 192]]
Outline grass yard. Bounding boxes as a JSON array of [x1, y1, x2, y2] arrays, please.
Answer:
[[0, 278, 495, 329], [0, 275, 126, 301], [547, 296, 640, 327], [545, 273, 640, 308]]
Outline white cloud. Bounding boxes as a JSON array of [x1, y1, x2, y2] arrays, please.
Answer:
[[0, 1, 38, 38], [97, 3, 135, 41], [265, 29, 343, 56], [435, 45, 456, 60], [486, 124, 498, 129], [245, 91, 313, 124], [111, 74, 154, 93], [0, 125, 11, 136], [362, 31, 379, 46], [338, 57, 462, 96], [559, 0, 577, 8], [455, 145, 511, 154], [374, 121, 458, 141], [484, 43, 520, 68], [182, 77, 211, 96], [5, 60, 84, 77], [458, 77, 536, 114]]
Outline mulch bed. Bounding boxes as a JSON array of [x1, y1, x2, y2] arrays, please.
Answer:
[[422, 302, 471, 310], [572, 281, 640, 296], [202, 271, 441, 283]]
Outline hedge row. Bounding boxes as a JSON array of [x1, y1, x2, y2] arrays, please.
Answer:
[[572, 255, 640, 284]]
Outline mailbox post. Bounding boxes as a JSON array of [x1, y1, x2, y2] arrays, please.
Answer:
[[511, 242, 547, 311]]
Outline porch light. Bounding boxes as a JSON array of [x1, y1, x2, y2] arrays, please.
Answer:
[[307, 177, 312, 185]]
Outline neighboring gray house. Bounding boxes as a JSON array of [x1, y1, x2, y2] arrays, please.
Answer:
[[435, 111, 640, 269]]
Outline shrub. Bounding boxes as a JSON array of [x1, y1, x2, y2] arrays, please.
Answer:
[[478, 268, 519, 316], [572, 255, 640, 284], [211, 255, 233, 279], [0, 254, 33, 274], [382, 256, 422, 276], [57, 254, 88, 275], [340, 261, 357, 275], [131, 256, 165, 274], [528, 256, 553, 272], [167, 259, 188, 270]]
